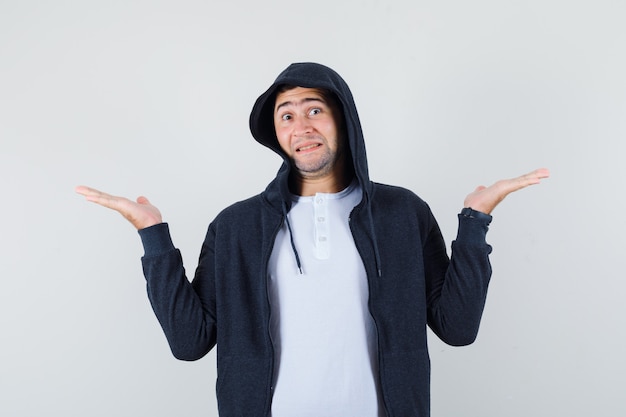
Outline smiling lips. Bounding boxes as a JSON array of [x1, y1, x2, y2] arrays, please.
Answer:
[[296, 142, 322, 153]]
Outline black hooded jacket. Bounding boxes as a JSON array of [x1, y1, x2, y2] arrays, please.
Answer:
[[139, 62, 493, 416]]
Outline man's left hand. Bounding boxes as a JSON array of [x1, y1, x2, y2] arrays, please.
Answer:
[[464, 168, 550, 215]]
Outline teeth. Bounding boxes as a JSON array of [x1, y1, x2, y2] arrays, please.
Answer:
[[298, 144, 319, 151]]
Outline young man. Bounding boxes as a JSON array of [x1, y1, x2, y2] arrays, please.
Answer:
[[76, 62, 549, 416]]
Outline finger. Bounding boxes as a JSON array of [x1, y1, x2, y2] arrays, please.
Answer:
[[75, 185, 117, 200], [136, 196, 150, 205], [75, 185, 102, 197], [75, 185, 125, 209], [518, 174, 540, 187], [512, 168, 550, 188], [521, 168, 550, 181], [533, 167, 550, 179], [75, 186, 104, 202]]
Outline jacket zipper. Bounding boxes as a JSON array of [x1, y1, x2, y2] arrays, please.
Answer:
[[263, 218, 283, 416], [349, 212, 392, 417]]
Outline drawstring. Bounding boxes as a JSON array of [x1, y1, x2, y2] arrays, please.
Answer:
[[282, 203, 303, 274], [280, 186, 380, 278], [366, 199, 383, 278]]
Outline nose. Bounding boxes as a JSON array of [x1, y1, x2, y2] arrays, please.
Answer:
[[293, 116, 313, 136]]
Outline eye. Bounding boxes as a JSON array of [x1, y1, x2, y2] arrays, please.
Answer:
[[281, 113, 292, 121], [309, 108, 322, 116]]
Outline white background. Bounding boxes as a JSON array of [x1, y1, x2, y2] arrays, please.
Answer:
[[1, 1, 625, 416]]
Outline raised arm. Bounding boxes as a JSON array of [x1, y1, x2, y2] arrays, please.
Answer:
[[426, 167, 550, 345], [463, 168, 550, 215], [76, 185, 216, 359], [75, 185, 163, 230]]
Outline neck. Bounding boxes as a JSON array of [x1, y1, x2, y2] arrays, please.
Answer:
[[289, 160, 354, 196]]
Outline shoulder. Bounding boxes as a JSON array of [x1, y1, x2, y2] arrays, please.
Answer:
[[213, 193, 263, 222], [209, 193, 281, 232], [368, 182, 439, 234], [370, 182, 431, 212]]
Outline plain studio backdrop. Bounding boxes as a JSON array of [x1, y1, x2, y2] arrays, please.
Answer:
[[1, 1, 624, 416]]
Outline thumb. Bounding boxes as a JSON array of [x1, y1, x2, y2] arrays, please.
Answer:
[[136, 196, 150, 205]]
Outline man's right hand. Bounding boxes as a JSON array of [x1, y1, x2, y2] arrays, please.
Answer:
[[75, 185, 163, 230]]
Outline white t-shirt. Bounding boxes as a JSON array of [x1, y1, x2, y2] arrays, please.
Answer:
[[267, 182, 384, 417]]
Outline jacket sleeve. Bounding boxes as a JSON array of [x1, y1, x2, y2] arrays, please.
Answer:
[[424, 210, 493, 346], [139, 223, 217, 360]]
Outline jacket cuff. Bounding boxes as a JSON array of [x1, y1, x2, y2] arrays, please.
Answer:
[[456, 208, 492, 244], [138, 223, 175, 256]]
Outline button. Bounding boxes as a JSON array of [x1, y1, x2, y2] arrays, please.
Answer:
[[316, 198, 324, 204], [317, 216, 325, 222], [318, 236, 327, 242]]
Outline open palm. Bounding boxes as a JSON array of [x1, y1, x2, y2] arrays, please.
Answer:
[[75, 185, 163, 230], [464, 168, 550, 215]]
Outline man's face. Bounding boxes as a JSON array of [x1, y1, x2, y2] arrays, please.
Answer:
[[273, 87, 345, 180]]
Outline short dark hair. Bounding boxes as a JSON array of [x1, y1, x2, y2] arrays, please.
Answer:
[[274, 85, 342, 115]]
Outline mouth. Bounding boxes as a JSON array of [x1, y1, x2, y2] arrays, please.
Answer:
[[296, 143, 321, 152]]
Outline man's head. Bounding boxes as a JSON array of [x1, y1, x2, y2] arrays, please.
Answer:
[[273, 85, 349, 189], [250, 63, 364, 195]]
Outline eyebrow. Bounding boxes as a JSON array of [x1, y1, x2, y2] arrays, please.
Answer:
[[275, 97, 327, 113]]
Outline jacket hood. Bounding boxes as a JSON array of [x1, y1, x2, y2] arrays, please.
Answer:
[[249, 62, 371, 198], [249, 63, 382, 276]]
